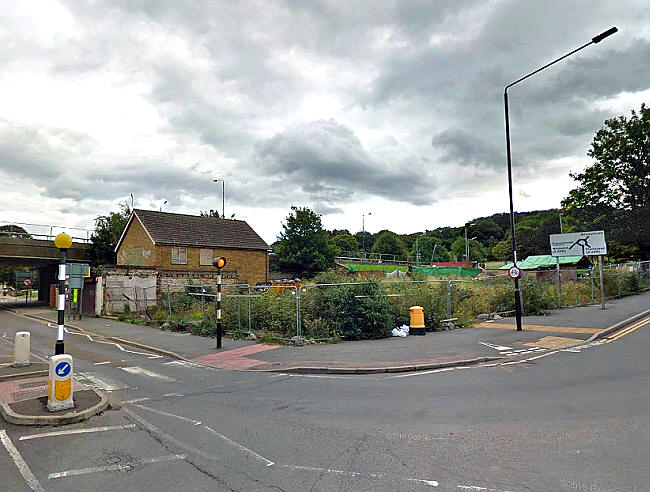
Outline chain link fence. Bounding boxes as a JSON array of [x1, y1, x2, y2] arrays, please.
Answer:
[[103, 261, 650, 343]]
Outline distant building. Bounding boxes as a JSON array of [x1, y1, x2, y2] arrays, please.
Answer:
[[115, 209, 270, 286], [500, 254, 591, 281]]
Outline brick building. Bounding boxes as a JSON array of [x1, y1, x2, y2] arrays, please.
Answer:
[[115, 209, 270, 286]]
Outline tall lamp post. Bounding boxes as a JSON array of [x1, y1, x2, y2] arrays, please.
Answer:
[[504, 26, 617, 332], [362, 212, 371, 260], [54, 233, 72, 355], [464, 223, 476, 264], [213, 178, 225, 218]]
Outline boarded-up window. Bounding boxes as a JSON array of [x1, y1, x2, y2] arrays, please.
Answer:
[[200, 249, 213, 266], [171, 247, 187, 265]]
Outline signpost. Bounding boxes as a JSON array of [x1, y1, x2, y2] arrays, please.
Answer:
[[212, 257, 226, 349], [550, 231, 607, 309]]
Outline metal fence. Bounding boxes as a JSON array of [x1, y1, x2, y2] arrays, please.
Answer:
[[104, 261, 650, 343], [0, 220, 91, 243]]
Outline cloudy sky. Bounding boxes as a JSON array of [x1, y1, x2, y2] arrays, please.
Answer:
[[1, 1, 648, 244]]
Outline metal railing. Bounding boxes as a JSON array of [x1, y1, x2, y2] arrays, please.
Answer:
[[0, 221, 91, 243]]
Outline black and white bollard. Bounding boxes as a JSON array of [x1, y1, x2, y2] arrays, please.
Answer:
[[212, 257, 226, 349], [53, 233, 72, 355]]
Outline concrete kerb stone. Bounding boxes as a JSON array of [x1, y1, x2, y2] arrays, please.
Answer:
[[587, 308, 650, 343], [263, 356, 503, 375], [0, 370, 49, 382], [0, 389, 109, 426]]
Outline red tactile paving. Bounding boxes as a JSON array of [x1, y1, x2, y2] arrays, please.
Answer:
[[0, 377, 87, 404], [193, 344, 281, 370]]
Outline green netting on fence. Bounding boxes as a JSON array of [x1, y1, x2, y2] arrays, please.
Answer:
[[411, 266, 482, 277]]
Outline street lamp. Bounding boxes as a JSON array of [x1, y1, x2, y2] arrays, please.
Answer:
[[53, 232, 72, 355], [504, 26, 617, 331], [213, 178, 225, 218], [159, 200, 167, 212], [464, 223, 476, 264], [362, 212, 372, 260]]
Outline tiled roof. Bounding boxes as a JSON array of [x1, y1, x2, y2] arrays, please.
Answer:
[[133, 209, 269, 251]]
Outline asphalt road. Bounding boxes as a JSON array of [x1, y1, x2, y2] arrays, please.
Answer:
[[1, 308, 649, 492]]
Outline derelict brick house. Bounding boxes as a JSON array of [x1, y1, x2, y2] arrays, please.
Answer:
[[115, 209, 270, 285]]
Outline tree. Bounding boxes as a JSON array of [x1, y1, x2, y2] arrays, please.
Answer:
[[371, 232, 408, 259], [491, 240, 512, 262], [563, 103, 650, 211], [200, 210, 221, 217], [451, 236, 487, 262], [274, 206, 337, 277], [331, 233, 359, 255], [89, 202, 131, 266], [409, 236, 451, 263], [0, 225, 30, 238]]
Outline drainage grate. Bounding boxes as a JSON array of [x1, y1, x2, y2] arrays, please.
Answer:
[[10, 388, 48, 402], [18, 380, 48, 389]]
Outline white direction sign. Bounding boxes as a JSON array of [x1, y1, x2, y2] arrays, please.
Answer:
[[550, 230, 607, 257]]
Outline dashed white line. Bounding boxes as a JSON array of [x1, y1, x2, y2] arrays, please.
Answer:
[[93, 361, 111, 365], [0, 430, 44, 492], [280, 464, 438, 487], [387, 367, 455, 379], [78, 372, 128, 391], [19, 424, 136, 441], [163, 392, 184, 397], [135, 404, 203, 425], [458, 485, 515, 491], [120, 366, 176, 382], [47, 454, 186, 479], [203, 424, 275, 466], [122, 397, 150, 404]]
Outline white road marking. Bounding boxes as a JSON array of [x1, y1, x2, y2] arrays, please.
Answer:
[[203, 424, 275, 467], [122, 397, 150, 404], [78, 372, 128, 391], [479, 342, 512, 351], [165, 360, 200, 368], [0, 430, 45, 492], [19, 424, 136, 441], [47, 454, 186, 479], [280, 464, 438, 487], [120, 366, 176, 382], [458, 485, 515, 491], [163, 392, 184, 397], [125, 408, 231, 463], [500, 361, 523, 366], [93, 361, 111, 365], [387, 367, 456, 379], [525, 350, 560, 361], [48, 323, 160, 357], [135, 404, 203, 425]]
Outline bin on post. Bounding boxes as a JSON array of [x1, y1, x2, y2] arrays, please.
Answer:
[[409, 306, 426, 336]]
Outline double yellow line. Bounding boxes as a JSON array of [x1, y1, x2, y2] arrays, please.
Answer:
[[603, 315, 650, 343]]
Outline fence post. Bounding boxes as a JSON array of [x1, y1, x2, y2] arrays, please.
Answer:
[[446, 280, 452, 317], [616, 264, 622, 296], [555, 258, 562, 308], [590, 270, 595, 305], [599, 255, 605, 310], [237, 289, 241, 331], [166, 284, 172, 321], [487, 276, 492, 315], [248, 285, 252, 332], [200, 286, 205, 322]]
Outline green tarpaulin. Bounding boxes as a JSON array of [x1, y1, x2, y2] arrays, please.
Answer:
[[411, 266, 482, 277]]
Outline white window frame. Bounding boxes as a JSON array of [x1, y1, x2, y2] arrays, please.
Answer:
[[171, 247, 187, 265]]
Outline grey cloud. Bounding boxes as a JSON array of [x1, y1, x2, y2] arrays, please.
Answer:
[[254, 119, 437, 206]]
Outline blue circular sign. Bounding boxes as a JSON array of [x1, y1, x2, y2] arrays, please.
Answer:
[[55, 361, 71, 378]]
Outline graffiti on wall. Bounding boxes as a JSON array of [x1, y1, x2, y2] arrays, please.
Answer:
[[119, 248, 152, 266]]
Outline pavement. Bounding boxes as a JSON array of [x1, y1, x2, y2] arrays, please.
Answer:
[[7, 291, 650, 375]]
